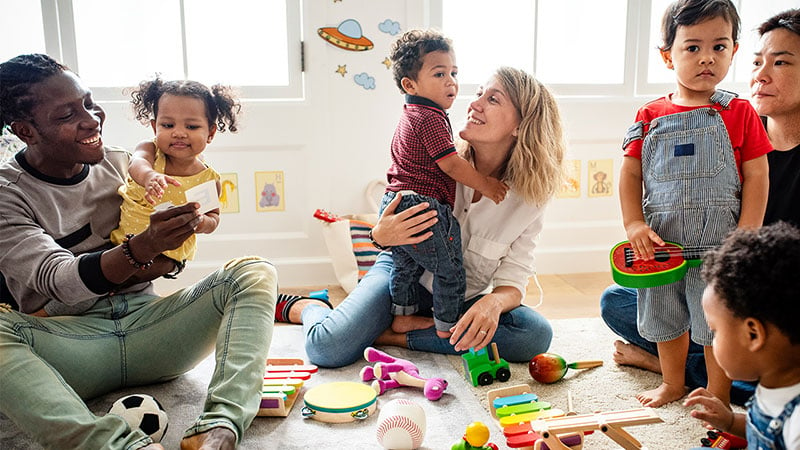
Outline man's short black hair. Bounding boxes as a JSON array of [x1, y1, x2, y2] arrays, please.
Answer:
[[0, 54, 68, 128]]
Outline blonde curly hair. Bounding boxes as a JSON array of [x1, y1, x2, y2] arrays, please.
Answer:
[[459, 67, 566, 206]]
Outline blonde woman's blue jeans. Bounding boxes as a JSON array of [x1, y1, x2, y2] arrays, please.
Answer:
[[0, 256, 277, 450], [303, 252, 552, 367]]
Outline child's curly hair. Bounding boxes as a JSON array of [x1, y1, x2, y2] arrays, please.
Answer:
[[701, 222, 800, 345], [130, 77, 241, 133], [389, 29, 453, 94]]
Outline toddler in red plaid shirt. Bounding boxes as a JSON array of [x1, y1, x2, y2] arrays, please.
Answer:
[[380, 29, 507, 338]]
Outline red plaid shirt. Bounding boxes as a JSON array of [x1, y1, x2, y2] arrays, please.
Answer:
[[386, 95, 457, 206]]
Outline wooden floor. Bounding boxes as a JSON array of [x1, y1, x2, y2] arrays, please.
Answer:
[[525, 272, 613, 319], [284, 272, 613, 320]]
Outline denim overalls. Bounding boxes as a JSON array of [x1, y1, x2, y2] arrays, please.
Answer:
[[746, 391, 800, 449], [623, 90, 741, 345]]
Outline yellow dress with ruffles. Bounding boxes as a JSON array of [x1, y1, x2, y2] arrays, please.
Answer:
[[110, 149, 220, 262]]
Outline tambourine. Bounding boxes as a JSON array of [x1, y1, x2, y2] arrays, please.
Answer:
[[301, 381, 377, 423]]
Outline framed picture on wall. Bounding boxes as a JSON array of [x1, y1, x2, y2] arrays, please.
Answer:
[[557, 159, 581, 199], [255, 171, 285, 212], [219, 173, 240, 214], [588, 159, 613, 198]]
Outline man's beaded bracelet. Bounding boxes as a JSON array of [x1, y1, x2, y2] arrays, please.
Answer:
[[368, 228, 390, 251], [121, 233, 154, 270]]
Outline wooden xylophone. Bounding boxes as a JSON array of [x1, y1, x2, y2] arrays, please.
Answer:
[[258, 358, 318, 417], [487, 384, 662, 449], [487, 384, 582, 449]]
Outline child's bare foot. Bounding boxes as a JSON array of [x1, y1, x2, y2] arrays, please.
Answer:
[[636, 382, 687, 407], [142, 445, 165, 450], [436, 329, 452, 338], [391, 315, 434, 333], [180, 427, 236, 450], [613, 340, 661, 373]]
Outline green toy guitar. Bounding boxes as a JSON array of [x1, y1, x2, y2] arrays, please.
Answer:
[[610, 241, 713, 288]]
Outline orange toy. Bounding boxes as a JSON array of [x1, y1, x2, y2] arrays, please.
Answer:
[[528, 353, 603, 384]]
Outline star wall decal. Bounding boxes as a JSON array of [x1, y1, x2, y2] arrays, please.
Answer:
[[336, 64, 348, 77], [382, 57, 392, 69]]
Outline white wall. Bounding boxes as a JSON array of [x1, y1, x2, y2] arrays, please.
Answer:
[[98, 1, 648, 291]]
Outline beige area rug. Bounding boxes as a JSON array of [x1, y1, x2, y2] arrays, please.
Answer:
[[1, 318, 741, 449], [1, 325, 494, 450]]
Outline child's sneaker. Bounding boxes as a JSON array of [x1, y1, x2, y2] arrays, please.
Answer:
[[275, 293, 332, 323]]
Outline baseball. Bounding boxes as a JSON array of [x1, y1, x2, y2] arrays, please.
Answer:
[[375, 399, 426, 450]]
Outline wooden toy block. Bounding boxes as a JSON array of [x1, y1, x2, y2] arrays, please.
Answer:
[[257, 358, 318, 417]]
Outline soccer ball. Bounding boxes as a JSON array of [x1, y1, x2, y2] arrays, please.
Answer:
[[108, 394, 169, 442]]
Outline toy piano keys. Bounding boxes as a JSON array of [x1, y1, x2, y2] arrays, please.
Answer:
[[487, 384, 662, 449], [488, 385, 580, 449], [258, 358, 318, 417]]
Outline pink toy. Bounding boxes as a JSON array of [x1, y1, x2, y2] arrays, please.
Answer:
[[360, 347, 448, 401]]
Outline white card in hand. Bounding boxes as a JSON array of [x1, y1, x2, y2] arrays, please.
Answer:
[[153, 201, 175, 212], [185, 180, 220, 214]]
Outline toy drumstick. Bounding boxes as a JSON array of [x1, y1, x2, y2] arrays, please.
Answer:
[[528, 352, 603, 384], [566, 390, 577, 416]]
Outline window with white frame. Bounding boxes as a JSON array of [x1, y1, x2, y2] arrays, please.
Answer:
[[440, 0, 632, 96], [0, 0, 303, 101], [439, 0, 797, 97]]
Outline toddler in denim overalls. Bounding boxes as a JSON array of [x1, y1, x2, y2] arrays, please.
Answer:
[[619, 0, 771, 408], [681, 223, 800, 450]]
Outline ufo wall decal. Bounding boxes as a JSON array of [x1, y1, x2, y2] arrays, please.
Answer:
[[318, 19, 374, 51]]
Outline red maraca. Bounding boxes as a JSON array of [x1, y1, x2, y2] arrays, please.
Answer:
[[528, 352, 603, 384]]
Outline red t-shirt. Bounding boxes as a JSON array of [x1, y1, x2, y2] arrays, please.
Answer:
[[624, 95, 772, 178], [386, 95, 457, 206]]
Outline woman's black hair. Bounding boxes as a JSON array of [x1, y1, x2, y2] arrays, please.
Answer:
[[758, 8, 800, 37]]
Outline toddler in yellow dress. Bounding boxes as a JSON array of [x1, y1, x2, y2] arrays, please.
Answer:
[[111, 77, 241, 265]]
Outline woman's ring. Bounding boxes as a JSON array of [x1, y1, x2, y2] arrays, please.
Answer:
[[479, 330, 487, 335]]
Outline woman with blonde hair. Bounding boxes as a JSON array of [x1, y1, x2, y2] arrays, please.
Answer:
[[287, 67, 566, 367]]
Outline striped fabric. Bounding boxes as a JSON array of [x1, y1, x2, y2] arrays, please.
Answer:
[[349, 219, 380, 280]]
